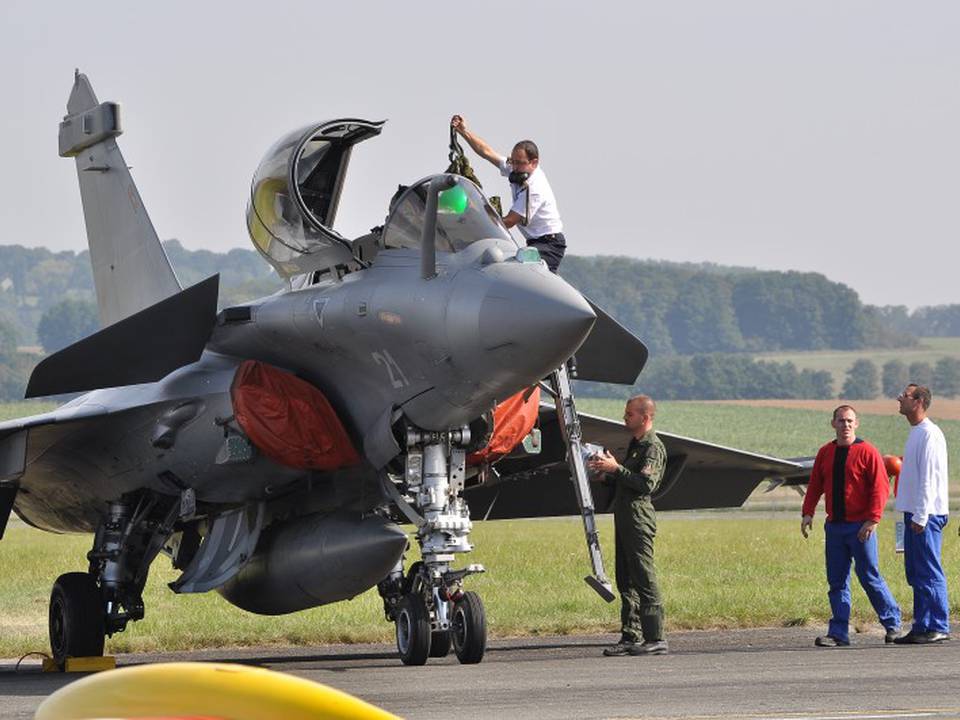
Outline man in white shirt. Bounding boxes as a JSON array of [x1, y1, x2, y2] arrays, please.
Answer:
[[451, 115, 567, 273], [893, 384, 951, 644]]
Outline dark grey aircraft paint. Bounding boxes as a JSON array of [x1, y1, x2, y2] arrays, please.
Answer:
[[0, 72, 807, 667]]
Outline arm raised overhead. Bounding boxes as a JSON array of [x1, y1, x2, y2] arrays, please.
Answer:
[[451, 115, 504, 168]]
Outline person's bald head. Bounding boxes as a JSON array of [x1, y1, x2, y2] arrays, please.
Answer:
[[627, 395, 656, 415], [624, 395, 656, 437]]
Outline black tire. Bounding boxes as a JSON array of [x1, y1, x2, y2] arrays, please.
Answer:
[[49, 572, 105, 665], [452, 591, 486, 664], [429, 629, 452, 658], [395, 593, 431, 666]]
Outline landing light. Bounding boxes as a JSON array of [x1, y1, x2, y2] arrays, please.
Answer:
[[516, 247, 541, 264], [438, 185, 468, 215]]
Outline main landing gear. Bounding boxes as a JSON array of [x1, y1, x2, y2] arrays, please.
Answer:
[[48, 495, 178, 666], [379, 425, 487, 665]]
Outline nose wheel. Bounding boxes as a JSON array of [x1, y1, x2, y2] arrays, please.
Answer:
[[392, 588, 487, 665], [451, 591, 486, 664], [395, 593, 431, 666]]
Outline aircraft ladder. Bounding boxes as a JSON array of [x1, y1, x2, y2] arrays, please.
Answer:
[[548, 365, 616, 603]]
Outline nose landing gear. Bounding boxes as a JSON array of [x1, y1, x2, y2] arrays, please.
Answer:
[[379, 425, 488, 665]]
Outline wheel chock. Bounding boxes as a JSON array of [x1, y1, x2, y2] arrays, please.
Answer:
[[42, 656, 116, 673]]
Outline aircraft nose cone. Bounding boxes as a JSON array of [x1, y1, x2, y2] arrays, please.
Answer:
[[476, 269, 596, 382]]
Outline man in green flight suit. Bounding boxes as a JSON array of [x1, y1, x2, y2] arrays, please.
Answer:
[[588, 394, 669, 656]]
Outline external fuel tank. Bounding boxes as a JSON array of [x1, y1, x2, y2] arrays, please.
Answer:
[[217, 512, 407, 615]]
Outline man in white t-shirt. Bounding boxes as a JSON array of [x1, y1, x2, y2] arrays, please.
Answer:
[[892, 383, 951, 644], [451, 115, 567, 272]]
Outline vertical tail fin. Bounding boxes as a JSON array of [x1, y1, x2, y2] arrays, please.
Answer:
[[59, 71, 181, 327]]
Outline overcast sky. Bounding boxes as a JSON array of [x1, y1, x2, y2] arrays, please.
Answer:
[[3, 0, 958, 308]]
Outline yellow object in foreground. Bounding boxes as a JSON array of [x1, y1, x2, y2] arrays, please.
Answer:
[[34, 661, 400, 720]]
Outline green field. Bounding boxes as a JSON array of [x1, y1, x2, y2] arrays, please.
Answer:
[[0, 402, 57, 422], [755, 337, 960, 390], [3, 515, 955, 659], [1, 399, 957, 658]]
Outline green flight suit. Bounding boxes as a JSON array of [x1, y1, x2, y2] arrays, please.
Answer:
[[611, 429, 667, 643]]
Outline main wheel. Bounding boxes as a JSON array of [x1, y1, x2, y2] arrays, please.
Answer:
[[452, 591, 486, 664], [429, 630, 452, 658], [395, 593, 431, 666], [49, 572, 106, 666]]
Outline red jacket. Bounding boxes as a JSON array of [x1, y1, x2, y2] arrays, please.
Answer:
[[802, 439, 889, 523]]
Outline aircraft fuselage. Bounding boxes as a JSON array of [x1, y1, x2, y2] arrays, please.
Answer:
[[14, 241, 594, 534]]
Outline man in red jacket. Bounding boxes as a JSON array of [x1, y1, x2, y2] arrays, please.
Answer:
[[801, 405, 901, 646]]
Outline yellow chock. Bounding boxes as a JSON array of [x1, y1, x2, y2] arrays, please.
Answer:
[[42, 656, 116, 673]]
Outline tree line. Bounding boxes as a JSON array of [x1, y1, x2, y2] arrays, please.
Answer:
[[868, 305, 960, 339], [577, 355, 960, 402], [6, 245, 960, 354], [0, 241, 279, 346], [577, 354, 835, 401], [0, 241, 281, 400], [841, 357, 960, 400], [2, 244, 960, 401], [564, 257, 960, 351], [559, 256, 913, 356]]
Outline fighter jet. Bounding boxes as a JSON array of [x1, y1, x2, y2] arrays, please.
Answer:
[[0, 72, 808, 668]]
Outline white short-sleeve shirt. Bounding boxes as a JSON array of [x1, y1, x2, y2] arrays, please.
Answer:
[[498, 158, 564, 241]]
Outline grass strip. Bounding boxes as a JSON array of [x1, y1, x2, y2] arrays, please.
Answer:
[[2, 515, 953, 658]]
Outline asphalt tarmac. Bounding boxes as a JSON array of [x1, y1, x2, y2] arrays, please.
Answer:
[[3, 627, 959, 719]]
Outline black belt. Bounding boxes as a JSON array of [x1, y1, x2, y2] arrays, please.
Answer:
[[530, 233, 564, 243]]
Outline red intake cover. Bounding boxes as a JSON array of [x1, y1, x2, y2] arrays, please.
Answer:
[[231, 360, 360, 470], [468, 387, 541, 465]]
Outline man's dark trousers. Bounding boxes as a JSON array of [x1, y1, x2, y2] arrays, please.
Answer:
[[825, 521, 901, 643], [527, 232, 566, 273], [614, 498, 663, 643]]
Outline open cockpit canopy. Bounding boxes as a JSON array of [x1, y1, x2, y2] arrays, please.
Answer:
[[247, 119, 383, 278], [382, 175, 515, 254]]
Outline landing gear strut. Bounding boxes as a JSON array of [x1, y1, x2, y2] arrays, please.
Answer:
[[379, 425, 488, 665], [48, 495, 179, 666]]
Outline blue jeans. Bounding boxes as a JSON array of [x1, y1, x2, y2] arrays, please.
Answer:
[[903, 512, 951, 634], [825, 521, 901, 642]]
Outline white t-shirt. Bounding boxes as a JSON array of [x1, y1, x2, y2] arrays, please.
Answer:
[[498, 158, 564, 241], [895, 417, 949, 527]]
